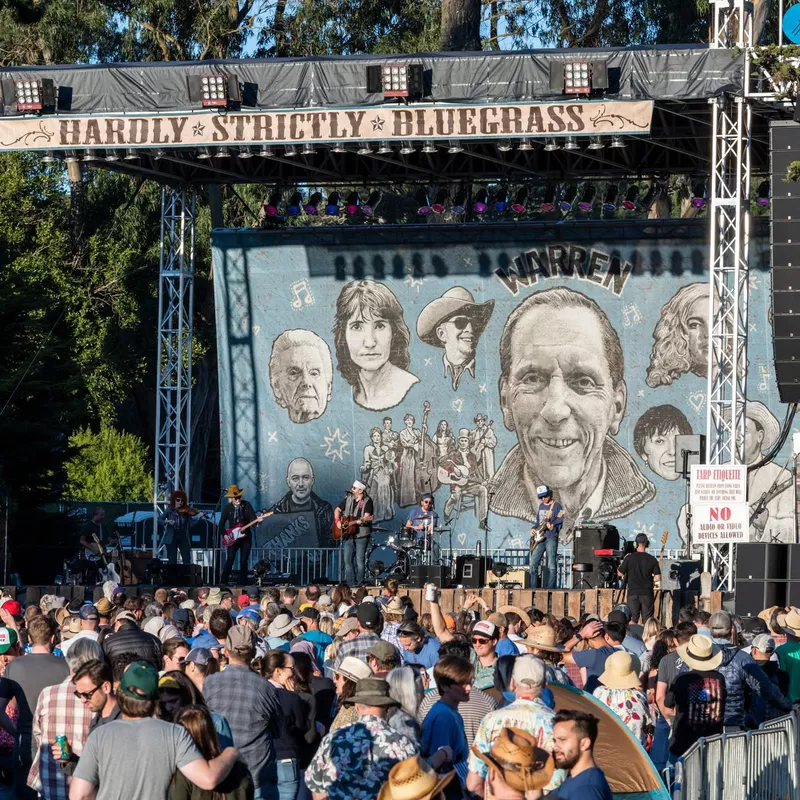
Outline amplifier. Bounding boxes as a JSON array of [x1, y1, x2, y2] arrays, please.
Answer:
[[455, 556, 490, 588], [485, 569, 530, 589], [161, 563, 203, 586], [408, 564, 450, 589]]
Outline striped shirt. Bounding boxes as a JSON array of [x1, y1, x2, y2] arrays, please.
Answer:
[[417, 687, 498, 746]]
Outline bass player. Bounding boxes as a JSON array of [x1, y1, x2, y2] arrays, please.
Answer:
[[333, 480, 373, 585], [219, 484, 261, 585], [529, 484, 564, 590]]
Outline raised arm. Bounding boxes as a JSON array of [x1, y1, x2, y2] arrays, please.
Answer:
[[429, 590, 455, 643]]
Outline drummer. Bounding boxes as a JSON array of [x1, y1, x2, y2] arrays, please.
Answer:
[[404, 494, 439, 547]]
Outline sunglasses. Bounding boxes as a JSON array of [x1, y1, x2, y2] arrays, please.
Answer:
[[447, 315, 472, 330], [74, 685, 102, 701], [471, 637, 491, 645]]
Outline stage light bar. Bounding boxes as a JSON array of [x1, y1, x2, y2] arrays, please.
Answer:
[[199, 74, 240, 108], [41, 151, 58, 163], [345, 191, 361, 215], [422, 141, 436, 154], [362, 191, 382, 217], [301, 143, 316, 155], [757, 180, 770, 207], [304, 192, 323, 215], [264, 191, 282, 218], [564, 62, 590, 94], [602, 185, 618, 212], [452, 188, 468, 215], [258, 145, 275, 157], [622, 185, 639, 211], [610, 135, 627, 149], [366, 63, 424, 99], [448, 140, 464, 154], [560, 185, 577, 212], [431, 189, 449, 215], [544, 138, 560, 152], [691, 180, 707, 209], [587, 136, 604, 150], [287, 192, 303, 216], [399, 143, 416, 155], [563, 136, 580, 151], [417, 189, 432, 215], [331, 142, 347, 154], [284, 145, 298, 157], [13, 78, 55, 112], [237, 147, 254, 159], [495, 189, 509, 213], [578, 185, 596, 212], [497, 141, 514, 152], [358, 143, 374, 155], [550, 59, 608, 95], [325, 192, 341, 216], [540, 186, 557, 212], [377, 142, 393, 154], [473, 189, 488, 214], [511, 188, 528, 214], [518, 138, 534, 151]]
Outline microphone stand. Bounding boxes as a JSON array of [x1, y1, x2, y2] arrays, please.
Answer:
[[484, 490, 494, 568], [213, 489, 226, 585]]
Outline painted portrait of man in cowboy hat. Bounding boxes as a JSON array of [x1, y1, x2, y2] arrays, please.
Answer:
[[417, 287, 494, 391]]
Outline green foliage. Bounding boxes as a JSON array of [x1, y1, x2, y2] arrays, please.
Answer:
[[749, 45, 800, 99], [64, 424, 153, 501], [786, 161, 800, 183]]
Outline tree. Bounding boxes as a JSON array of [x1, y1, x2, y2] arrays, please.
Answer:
[[64, 425, 153, 501]]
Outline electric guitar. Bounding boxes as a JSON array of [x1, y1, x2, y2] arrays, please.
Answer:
[[333, 515, 370, 542], [530, 508, 565, 548], [92, 534, 121, 584], [223, 510, 272, 547], [656, 529, 668, 588]]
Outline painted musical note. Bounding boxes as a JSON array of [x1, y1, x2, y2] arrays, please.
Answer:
[[290, 280, 314, 309], [758, 365, 769, 392], [622, 302, 643, 327]]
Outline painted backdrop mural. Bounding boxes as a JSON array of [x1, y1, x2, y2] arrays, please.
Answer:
[[213, 222, 793, 552]]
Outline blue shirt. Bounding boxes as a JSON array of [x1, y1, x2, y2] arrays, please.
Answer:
[[401, 637, 441, 669], [572, 646, 618, 694], [421, 700, 468, 764], [536, 500, 563, 540], [551, 766, 613, 799], [495, 638, 519, 657], [405, 507, 439, 540]]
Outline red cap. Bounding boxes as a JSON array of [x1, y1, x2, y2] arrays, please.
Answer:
[[237, 595, 250, 608], [2, 601, 21, 616]]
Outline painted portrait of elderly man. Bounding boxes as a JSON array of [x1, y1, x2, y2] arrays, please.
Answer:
[[489, 286, 655, 535], [269, 329, 333, 423], [646, 282, 709, 388]]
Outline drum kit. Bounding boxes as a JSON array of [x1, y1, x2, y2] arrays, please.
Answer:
[[366, 516, 451, 583]]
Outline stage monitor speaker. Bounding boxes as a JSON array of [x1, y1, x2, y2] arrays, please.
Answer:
[[408, 564, 450, 589], [735, 543, 787, 581], [658, 559, 702, 592], [573, 525, 620, 565], [485, 568, 530, 589], [771, 120, 800, 402], [785, 581, 800, 606], [161, 563, 202, 586], [674, 434, 706, 478], [735, 580, 786, 617], [787, 545, 800, 580], [455, 556, 489, 588]]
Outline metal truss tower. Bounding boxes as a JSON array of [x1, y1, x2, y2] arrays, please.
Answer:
[[705, 0, 753, 589], [152, 186, 197, 554]]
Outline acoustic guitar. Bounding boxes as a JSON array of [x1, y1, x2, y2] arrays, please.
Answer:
[[333, 515, 369, 542]]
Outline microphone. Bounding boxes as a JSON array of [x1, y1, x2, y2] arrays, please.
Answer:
[[345, 489, 353, 495]]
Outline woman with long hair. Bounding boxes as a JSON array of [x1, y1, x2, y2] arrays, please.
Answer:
[[361, 427, 394, 520], [169, 705, 253, 800], [159, 670, 233, 749], [333, 279, 419, 410], [330, 584, 353, 616], [385, 666, 422, 743]]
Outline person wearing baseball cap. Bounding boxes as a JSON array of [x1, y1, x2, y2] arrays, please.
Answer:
[[749, 633, 790, 723], [334, 479, 374, 585], [529, 485, 563, 591], [616, 533, 661, 624], [60, 603, 101, 655], [291, 606, 332, 668], [333, 602, 394, 671], [71, 660, 240, 799]]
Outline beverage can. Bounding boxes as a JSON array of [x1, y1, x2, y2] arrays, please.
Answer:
[[56, 735, 70, 761], [425, 583, 436, 602]]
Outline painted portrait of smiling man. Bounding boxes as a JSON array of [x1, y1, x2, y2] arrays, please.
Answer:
[[488, 286, 655, 536]]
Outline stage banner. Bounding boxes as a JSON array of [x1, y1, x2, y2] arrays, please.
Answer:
[[689, 464, 747, 504], [0, 100, 653, 151], [691, 502, 750, 544], [212, 222, 793, 552]]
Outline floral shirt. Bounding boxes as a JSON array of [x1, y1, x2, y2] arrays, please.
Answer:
[[592, 686, 650, 745], [467, 697, 564, 798], [305, 714, 418, 800]]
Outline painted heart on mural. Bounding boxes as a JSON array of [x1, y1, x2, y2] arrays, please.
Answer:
[[688, 392, 705, 413], [457, 533, 467, 545], [252, 325, 261, 336]]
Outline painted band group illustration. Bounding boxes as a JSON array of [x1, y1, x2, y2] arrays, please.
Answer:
[[215, 231, 794, 553]]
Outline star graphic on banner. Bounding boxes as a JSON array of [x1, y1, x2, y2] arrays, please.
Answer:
[[424, 357, 433, 367], [192, 123, 205, 137], [750, 322, 757, 333], [267, 431, 278, 442], [638, 389, 645, 397], [479, 384, 487, 393], [321, 427, 350, 463], [463, 256, 473, 267], [371, 116, 385, 131], [405, 274, 424, 292]]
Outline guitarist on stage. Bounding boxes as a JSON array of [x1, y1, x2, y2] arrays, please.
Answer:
[[219, 484, 258, 585], [618, 533, 661, 624], [529, 485, 563, 590], [334, 480, 373, 585], [79, 507, 108, 559]]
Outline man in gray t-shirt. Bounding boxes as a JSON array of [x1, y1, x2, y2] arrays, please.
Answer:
[[71, 661, 238, 800]]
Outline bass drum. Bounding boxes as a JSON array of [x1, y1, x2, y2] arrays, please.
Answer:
[[366, 543, 409, 581]]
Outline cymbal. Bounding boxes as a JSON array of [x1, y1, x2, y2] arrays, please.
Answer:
[[371, 526, 392, 533], [432, 526, 451, 532]]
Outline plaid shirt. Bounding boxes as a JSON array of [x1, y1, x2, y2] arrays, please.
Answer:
[[333, 633, 386, 669], [204, 664, 281, 789], [28, 677, 93, 799], [563, 661, 584, 689]]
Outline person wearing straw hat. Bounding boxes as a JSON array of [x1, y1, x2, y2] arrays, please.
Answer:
[[417, 286, 495, 392], [518, 626, 573, 687], [592, 651, 650, 745], [663, 634, 727, 757], [470, 726, 555, 800], [776, 608, 800, 703], [305, 678, 418, 800], [378, 755, 454, 800], [219, 485, 262, 586]]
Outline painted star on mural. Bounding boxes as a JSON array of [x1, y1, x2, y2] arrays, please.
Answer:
[[267, 431, 278, 442], [371, 116, 385, 131], [404, 274, 424, 291], [192, 122, 205, 137], [321, 427, 350, 462]]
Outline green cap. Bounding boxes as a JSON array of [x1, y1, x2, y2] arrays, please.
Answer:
[[119, 661, 159, 701], [0, 627, 18, 655]]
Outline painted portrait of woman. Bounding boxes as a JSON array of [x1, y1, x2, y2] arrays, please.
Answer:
[[333, 279, 419, 410]]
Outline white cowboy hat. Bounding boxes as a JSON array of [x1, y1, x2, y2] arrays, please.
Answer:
[[268, 613, 300, 638], [416, 287, 494, 346], [676, 634, 724, 671], [723, 402, 780, 451]]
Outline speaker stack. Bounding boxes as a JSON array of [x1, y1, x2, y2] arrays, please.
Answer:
[[408, 564, 450, 589], [735, 543, 787, 616], [454, 555, 489, 589], [572, 525, 620, 588], [771, 121, 800, 401]]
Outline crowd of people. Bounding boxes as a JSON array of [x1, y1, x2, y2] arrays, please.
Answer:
[[0, 578, 795, 799]]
